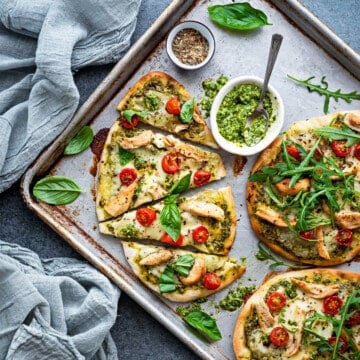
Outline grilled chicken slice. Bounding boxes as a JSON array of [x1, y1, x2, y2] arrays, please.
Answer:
[[180, 256, 206, 285], [179, 200, 225, 221], [285, 307, 306, 357], [119, 130, 154, 149], [291, 278, 339, 299], [253, 299, 275, 332], [344, 112, 360, 132], [255, 204, 296, 228], [334, 210, 360, 230], [316, 227, 331, 260], [275, 178, 311, 196], [139, 249, 174, 266]]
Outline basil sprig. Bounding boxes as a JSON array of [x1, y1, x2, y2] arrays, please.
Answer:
[[119, 147, 135, 165], [184, 311, 222, 341], [159, 174, 191, 241], [33, 175, 83, 205], [64, 126, 94, 155], [208, 3, 271, 31], [122, 109, 148, 123], [180, 98, 195, 124]]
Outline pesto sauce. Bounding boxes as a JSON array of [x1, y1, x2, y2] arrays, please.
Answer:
[[217, 285, 255, 311], [216, 84, 274, 147]]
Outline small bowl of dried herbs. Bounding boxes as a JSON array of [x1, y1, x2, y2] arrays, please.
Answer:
[[166, 21, 215, 70]]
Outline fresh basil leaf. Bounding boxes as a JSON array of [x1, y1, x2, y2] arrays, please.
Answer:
[[172, 254, 195, 276], [64, 126, 94, 155], [169, 174, 191, 195], [208, 3, 271, 31], [160, 202, 181, 241], [180, 98, 194, 124], [159, 267, 176, 293], [314, 126, 360, 146], [119, 147, 135, 165], [122, 109, 148, 122], [164, 194, 179, 205], [33, 176, 83, 205], [184, 311, 222, 341]]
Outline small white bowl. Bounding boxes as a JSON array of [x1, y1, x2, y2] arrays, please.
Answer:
[[210, 76, 284, 156], [166, 21, 215, 70]]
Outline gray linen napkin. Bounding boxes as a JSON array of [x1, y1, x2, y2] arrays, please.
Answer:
[[0, 240, 121, 359], [0, 0, 141, 192]]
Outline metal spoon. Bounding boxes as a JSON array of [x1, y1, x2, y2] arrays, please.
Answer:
[[244, 34, 283, 146]]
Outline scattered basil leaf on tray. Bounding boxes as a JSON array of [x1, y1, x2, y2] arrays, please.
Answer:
[[180, 98, 195, 123], [184, 311, 222, 341], [122, 109, 148, 122], [208, 3, 271, 31], [33, 175, 83, 205], [287, 74, 360, 114], [64, 126, 94, 155]]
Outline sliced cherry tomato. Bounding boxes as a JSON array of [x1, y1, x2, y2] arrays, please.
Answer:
[[119, 168, 137, 186], [161, 233, 183, 246], [165, 97, 181, 115], [192, 226, 209, 243], [193, 169, 211, 186], [203, 272, 221, 290], [354, 143, 360, 161], [266, 292, 287, 311], [331, 140, 352, 157], [299, 229, 316, 240], [161, 153, 181, 174], [323, 295, 343, 315], [286, 144, 302, 161], [346, 308, 360, 325], [269, 327, 289, 347], [314, 148, 324, 162], [120, 114, 139, 129], [336, 228, 353, 247], [328, 335, 348, 354], [136, 208, 156, 227]]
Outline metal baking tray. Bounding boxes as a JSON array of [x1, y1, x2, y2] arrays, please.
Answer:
[[21, 1, 360, 359]]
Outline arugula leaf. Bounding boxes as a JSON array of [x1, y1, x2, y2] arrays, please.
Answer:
[[180, 98, 195, 124], [159, 267, 176, 293], [169, 174, 191, 195], [33, 176, 83, 205], [119, 147, 135, 165], [122, 109, 148, 122], [314, 125, 360, 146], [208, 3, 271, 31], [184, 311, 222, 341], [160, 197, 181, 241], [287, 74, 360, 114], [64, 126, 94, 155], [172, 254, 195, 276]]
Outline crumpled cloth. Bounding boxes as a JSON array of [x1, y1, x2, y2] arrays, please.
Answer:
[[0, 0, 141, 192], [0, 240, 121, 359]]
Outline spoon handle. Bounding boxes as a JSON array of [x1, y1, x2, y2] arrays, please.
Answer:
[[259, 34, 283, 103]]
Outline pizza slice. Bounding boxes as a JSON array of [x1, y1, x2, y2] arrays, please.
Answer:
[[122, 241, 246, 302], [116, 71, 218, 148], [99, 187, 236, 255], [247, 110, 360, 265], [96, 123, 226, 221], [233, 269, 360, 359]]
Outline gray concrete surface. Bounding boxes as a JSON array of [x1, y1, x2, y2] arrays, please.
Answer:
[[1, 1, 359, 359]]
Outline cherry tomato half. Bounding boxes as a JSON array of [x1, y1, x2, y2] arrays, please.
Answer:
[[136, 208, 156, 227], [328, 336, 348, 354], [192, 226, 209, 243], [161, 153, 181, 174], [314, 148, 324, 162], [336, 228, 353, 247], [203, 272, 221, 290], [269, 327, 289, 347], [161, 233, 183, 246], [299, 229, 316, 240], [266, 292, 287, 311], [346, 308, 360, 325], [193, 169, 211, 187], [323, 295, 343, 315], [119, 168, 137, 186], [165, 97, 181, 115], [354, 143, 360, 161], [286, 144, 302, 161], [331, 140, 352, 157], [120, 114, 139, 129]]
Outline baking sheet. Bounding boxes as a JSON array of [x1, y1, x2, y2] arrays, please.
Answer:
[[21, 0, 360, 359]]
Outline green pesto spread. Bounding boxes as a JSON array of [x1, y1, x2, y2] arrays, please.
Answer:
[[216, 84, 274, 147], [144, 93, 160, 111]]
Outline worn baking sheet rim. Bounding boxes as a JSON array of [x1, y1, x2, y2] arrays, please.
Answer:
[[20, 0, 360, 359]]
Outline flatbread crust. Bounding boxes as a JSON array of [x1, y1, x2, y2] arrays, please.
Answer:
[[247, 110, 360, 266], [99, 187, 236, 255], [122, 241, 245, 302], [233, 268, 360, 360], [96, 122, 226, 221], [117, 71, 218, 148]]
